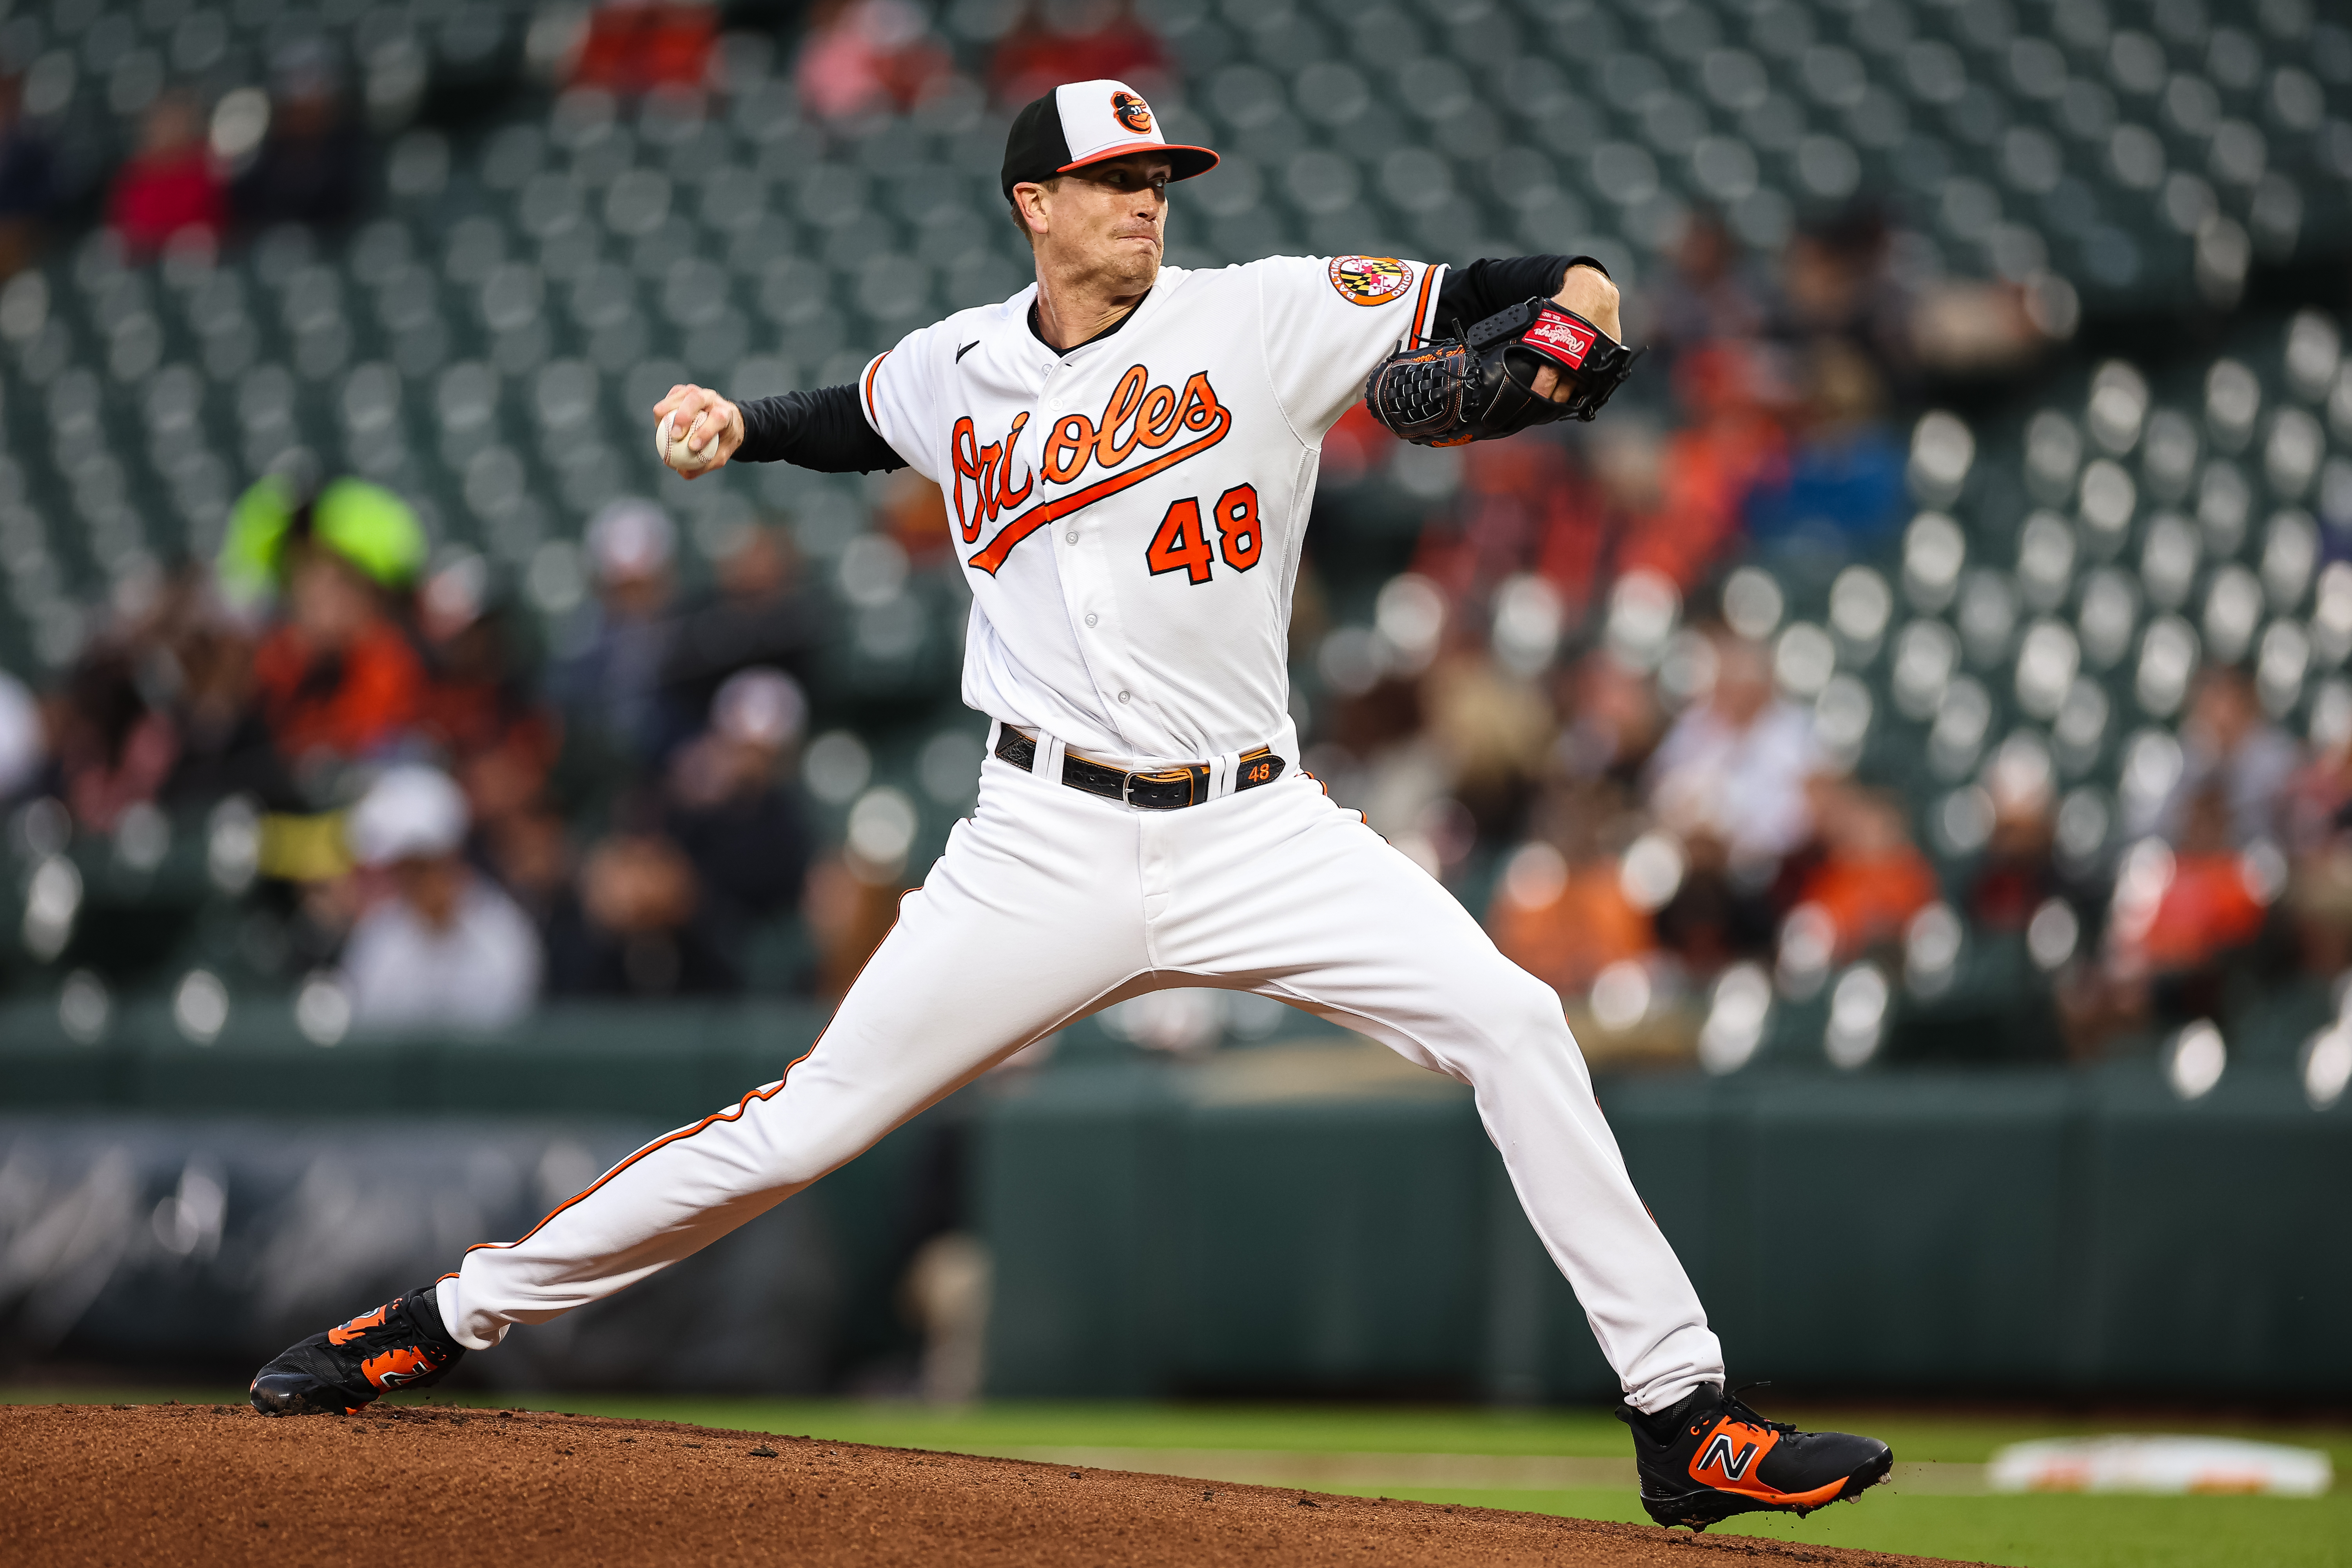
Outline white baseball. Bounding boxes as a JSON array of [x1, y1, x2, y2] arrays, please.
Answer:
[[655, 410, 720, 474]]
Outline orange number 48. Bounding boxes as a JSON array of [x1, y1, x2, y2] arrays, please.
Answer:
[[1146, 484, 1261, 585]]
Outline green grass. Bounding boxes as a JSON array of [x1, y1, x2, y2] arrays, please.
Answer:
[[10, 1389, 2345, 1568]]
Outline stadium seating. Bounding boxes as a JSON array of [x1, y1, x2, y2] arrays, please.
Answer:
[[1, 0, 2348, 1071]]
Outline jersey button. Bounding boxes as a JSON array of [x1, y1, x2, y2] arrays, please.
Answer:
[[1064, 530, 1078, 544], [1117, 691, 1131, 703], [1085, 613, 1098, 626]]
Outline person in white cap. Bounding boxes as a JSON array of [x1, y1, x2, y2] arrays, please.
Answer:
[[552, 497, 680, 765], [338, 764, 541, 1033], [0, 670, 42, 804], [256, 78, 1891, 1538], [665, 666, 815, 949]]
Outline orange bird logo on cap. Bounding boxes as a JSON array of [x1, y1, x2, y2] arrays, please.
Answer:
[[1111, 90, 1152, 134]]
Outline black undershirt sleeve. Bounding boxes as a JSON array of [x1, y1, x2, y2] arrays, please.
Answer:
[[734, 385, 907, 473], [1432, 253, 1609, 338], [733, 287, 1154, 472]]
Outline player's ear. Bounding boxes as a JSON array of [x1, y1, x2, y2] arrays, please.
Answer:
[[1010, 179, 1056, 243]]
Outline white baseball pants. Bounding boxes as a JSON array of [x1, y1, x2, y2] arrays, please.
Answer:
[[440, 743, 1725, 1412]]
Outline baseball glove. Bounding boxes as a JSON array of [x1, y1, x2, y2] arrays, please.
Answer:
[[1364, 298, 1640, 446]]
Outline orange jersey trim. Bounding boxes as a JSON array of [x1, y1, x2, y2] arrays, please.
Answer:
[[861, 352, 890, 428], [966, 402, 1233, 575], [1409, 264, 1442, 347]]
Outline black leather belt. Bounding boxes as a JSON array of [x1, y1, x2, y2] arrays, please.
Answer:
[[993, 726, 1286, 810]]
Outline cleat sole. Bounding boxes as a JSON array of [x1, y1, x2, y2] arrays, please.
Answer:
[[1641, 1449, 1895, 1530]]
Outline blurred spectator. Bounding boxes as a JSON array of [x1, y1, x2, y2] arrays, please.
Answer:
[[417, 554, 561, 839], [1740, 339, 1907, 550], [1968, 741, 2063, 933], [1316, 402, 1394, 492], [795, 0, 954, 122], [107, 94, 226, 257], [0, 669, 40, 803], [1646, 208, 1764, 372], [232, 53, 366, 232], [1488, 783, 1653, 1000], [2158, 667, 2297, 848], [662, 521, 824, 720], [225, 477, 431, 772], [1421, 644, 1553, 842], [478, 801, 584, 949], [804, 850, 904, 1000], [552, 499, 679, 769], [573, 0, 721, 95], [45, 651, 176, 832], [555, 825, 740, 996], [875, 468, 955, 567], [110, 561, 285, 809], [2284, 713, 2352, 853], [1651, 830, 1777, 973], [1412, 437, 1608, 628], [1553, 652, 1665, 788], [1792, 780, 1938, 960], [0, 75, 56, 277], [666, 667, 815, 944], [1644, 632, 1817, 875], [340, 764, 541, 1031], [2288, 843, 2352, 983], [1308, 671, 1444, 842], [1909, 276, 2056, 379], [1614, 345, 1786, 590], [2113, 785, 2272, 1025], [1769, 204, 1916, 398], [989, 1, 1170, 109]]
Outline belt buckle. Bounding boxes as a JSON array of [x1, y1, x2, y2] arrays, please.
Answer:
[[1120, 769, 1138, 808]]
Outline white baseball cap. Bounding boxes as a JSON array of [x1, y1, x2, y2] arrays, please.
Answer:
[[348, 764, 470, 865], [0, 670, 41, 802], [587, 498, 675, 583], [711, 666, 808, 751], [999, 79, 1218, 202]]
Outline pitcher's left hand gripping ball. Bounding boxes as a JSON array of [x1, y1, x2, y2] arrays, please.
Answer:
[[1365, 297, 1639, 446]]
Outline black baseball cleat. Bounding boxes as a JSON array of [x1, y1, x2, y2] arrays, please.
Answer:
[[1619, 1384, 1891, 1530], [249, 1282, 465, 1416]]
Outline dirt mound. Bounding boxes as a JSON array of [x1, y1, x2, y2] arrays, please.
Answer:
[[4, 1403, 1983, 1567]]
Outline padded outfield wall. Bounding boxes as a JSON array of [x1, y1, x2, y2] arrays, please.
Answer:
[[0, 1006, 2344, 1398]]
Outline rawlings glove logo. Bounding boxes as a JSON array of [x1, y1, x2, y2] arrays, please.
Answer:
[[1521, 311, 1595, 368]]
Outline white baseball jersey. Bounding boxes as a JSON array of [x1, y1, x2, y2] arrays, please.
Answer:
[[439, 183, 1728, 1417], [857, 255, 1448, 768]]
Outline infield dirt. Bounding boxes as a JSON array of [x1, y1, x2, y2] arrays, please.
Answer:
[[5, 1402, 1988, 1566]]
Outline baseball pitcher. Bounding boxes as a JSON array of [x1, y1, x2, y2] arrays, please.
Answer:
[[252, 80, 1890, 1532]]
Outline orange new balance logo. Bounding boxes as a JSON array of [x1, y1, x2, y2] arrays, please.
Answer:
[[1698, 1430, 1761, 1482], [360, 1345, 442, 1390]]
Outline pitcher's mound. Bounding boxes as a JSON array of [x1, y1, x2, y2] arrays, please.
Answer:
[[5, 1403, 1983, 1566]]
